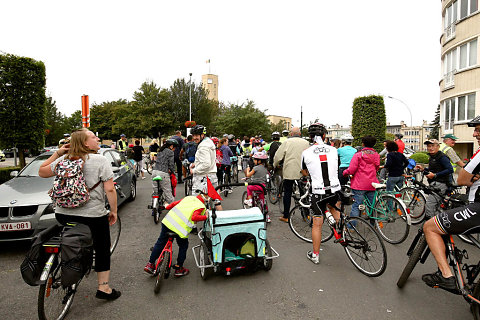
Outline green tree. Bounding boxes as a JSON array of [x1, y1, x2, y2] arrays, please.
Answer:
[[428, 104, 440, 140], [44, 96, 67, 146], [385, 132, 395, 141], [90, 100, 125, 140], [65, 110, 82, 132], [0, 54, 46, 167], [351, 95, 386, 152]]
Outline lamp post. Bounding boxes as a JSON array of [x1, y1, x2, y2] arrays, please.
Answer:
[[189, 73, 192, 122], [386, 95, 413, 127]]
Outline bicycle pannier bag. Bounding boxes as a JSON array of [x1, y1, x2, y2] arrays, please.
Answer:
[[48, 158, 100, 208], [60, 224, 93, 287], [20, 224, 63, 286]]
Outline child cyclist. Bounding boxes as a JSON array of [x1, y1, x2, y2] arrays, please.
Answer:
[[244, 153, 271, 222], [144, 178, 222, 276]]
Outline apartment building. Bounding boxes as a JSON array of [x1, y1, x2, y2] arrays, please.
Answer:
[[387, 121, 433, 151], [326, 124, 351, 140], [201, 74, 219, 101], [440, 0, 479, 160], [267, 115, 292, 130]]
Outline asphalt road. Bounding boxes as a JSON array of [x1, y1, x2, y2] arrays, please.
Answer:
[[1, 174, 479, 320]]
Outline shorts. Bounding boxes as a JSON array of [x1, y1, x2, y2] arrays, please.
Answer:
[[433, 202, 480, 235], [310, 192, 341, 217]]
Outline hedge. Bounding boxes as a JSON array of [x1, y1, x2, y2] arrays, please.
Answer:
[[0, 166, 21, 184], [410, 152, 429, 164], [351, 95, 386, 152]]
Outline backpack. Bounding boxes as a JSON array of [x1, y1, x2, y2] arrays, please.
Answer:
[[60, 224, 93, 287], [216, 149, 223, 167], [185, 142, 197, 162], [20, 224, 63, 286], [48, 158, 101, 208]]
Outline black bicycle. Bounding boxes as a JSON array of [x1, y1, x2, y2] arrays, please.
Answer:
[[148, 176, 166, 224]]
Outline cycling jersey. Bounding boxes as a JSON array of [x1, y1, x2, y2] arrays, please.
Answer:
[[465, 148, 480, 202], [434, 203, 480, 235], [301, 140, 341, 195]]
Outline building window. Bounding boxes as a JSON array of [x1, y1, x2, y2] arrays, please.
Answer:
[[443, 38, 477, 86], [444, 1, 458, 40], [460, 0, 478, 19], [444, 93, 476, 129]]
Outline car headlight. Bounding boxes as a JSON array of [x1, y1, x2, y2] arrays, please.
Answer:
[[42, 203, 55, 216]]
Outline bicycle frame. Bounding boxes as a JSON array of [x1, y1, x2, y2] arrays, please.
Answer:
[[362, 189, 404, 221], [155, 237, 174, 272]]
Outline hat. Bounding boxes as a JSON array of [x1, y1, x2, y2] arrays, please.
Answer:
[[120, 134, 126, 137], [424, 139, 440, 145], [442, 133, 459, 140]]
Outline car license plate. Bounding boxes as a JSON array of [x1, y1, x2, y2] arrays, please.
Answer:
[[0, 222, 32, 232]]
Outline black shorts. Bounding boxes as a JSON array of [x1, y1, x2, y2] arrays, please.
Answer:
[[311, 192, 341, 217], [433, 202, 480, 235]]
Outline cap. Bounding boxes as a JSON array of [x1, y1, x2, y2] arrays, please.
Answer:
[[120, 134, 126, 137], [442, 133, 459, 140], [424, 139, 440, 145]]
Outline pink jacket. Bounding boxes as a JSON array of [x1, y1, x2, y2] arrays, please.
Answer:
[[342, 148, 380, 191]]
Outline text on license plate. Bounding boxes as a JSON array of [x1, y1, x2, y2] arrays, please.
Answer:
[[0, 222, 32, 232]]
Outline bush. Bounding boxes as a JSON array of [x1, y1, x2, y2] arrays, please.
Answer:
[[410, 152, 429, 164], [0, 166, 21, 184], [351, 95, 386, 152]]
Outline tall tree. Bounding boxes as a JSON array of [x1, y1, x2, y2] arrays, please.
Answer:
[[351, 95, 386, 152], [0, 54, 46, 167], [44, 96, 67, 146], [429, 104, 441, 140]]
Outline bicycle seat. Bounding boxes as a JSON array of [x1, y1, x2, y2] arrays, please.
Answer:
[[165, 231, 177, 238], [371, 182, 386, 189], [152, 176, 163, 181]]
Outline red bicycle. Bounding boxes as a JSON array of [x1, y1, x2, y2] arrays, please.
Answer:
[[153, 231, 176, 294]]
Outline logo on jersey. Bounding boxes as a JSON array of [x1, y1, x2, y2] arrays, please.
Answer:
[[313, 147, 330, 154]]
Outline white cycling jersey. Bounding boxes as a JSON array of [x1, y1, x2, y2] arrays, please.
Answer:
[[465, 148, 480, 202], [301, 139, 340, 195]]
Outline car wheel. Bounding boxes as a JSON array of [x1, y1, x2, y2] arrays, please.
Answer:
[[128, 179, 136, 202]]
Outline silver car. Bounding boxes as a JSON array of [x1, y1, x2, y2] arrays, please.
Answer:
[[0, 148, 136, 242]]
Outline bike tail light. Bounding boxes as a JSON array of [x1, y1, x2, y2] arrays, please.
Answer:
[[395, 193, 402, 198], [152, 196, 159, 199], [44, 246, 59, 254]]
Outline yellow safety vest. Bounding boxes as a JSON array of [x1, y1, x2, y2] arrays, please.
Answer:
[[117, 139, 127, 151], [279, 136, 288, 143], [440, 143, 457, 169], [162, 196, 206, 238]]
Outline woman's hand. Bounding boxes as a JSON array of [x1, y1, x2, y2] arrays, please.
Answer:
[[57, 143, 70, 156], [108, 210, 117, 226]]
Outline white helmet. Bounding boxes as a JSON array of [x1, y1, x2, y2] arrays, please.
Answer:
[[341, 134, 354, 142]]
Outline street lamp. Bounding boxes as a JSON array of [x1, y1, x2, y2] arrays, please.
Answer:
[[386, 95, 413, 127], [189, 73, 192, 122]]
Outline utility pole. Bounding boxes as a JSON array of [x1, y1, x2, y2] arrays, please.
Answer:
[[300, 106, 303, 137]]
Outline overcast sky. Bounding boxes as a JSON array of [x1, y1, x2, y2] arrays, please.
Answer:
[[1, 0, 441, 129]]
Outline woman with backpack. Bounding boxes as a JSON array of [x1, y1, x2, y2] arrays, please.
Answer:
[[38, 128, 121, 300]]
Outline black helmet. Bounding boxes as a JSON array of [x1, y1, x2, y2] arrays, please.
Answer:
[[271, 131, 280, 140], [165, 139, 178, 146], [468, 115, 480, 127], [191, 125, 206, 135], [308, 123, 327, 138], [395, 133, 403, 139], [282, 129, 289, 136]]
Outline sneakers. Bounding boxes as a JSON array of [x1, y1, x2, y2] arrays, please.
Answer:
[[307, 250, 320, 264], [95, 289, 121, 300], [279, 217, 288, 223], [266, 214, 271, 223], [244, 199, 252, 206], [144, 262, 155, 275], [141, 176, 146, 180], [174, 266, 190, 277], [228, 188, 233, 194], [422, 270, 457, 292]]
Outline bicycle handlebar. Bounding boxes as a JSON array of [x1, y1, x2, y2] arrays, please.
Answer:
[[215, 182, 267, 194]]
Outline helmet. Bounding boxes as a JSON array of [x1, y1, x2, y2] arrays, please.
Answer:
[[253, 153, 268, 160], [211, 137, 219, 145], [308, 123, 327, 137], [227, 134, 235, 141], [165, 139, 178, 146], [340, 134, 354, 142], [468, 115, 480, 127], [395, 133, 404, 139], [128, 144, 134, 148], [223, 133, 228, 138], [191, 125, 206, 135], [282, 129, 289, 136], [271, 131, 280, 140], [120, 134, 126, 137]]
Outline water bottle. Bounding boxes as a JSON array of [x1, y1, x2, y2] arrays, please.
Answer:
[[325, 211, 336, 226]]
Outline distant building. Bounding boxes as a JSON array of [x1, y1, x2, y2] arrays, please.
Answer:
[[439, 0, 479, 160], [327, 124, 351, 140], [387, 121, 434, 152], [267, 115, 292, 130], [201, 74, 218, 101]]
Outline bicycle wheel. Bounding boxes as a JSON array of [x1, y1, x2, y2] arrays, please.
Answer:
[[38, 261, 77, 320], [154, 251, 170, 294], [373, 195, 410, 244], [233, 164, 239, 183], [199, 244, 213, 280], [268, 180, 279, 204], [184, 177, 192, 196], [288, 205, 333, 243], [263, 240, 273, 271], [472, 282, 480, 319], [397, 235, 428, 288], [109, 215, 121, 254], [343, 217, 387, 277], [242, 191, 249, 209], [400, 187, 426, 224], [146, 159, 153, 175]]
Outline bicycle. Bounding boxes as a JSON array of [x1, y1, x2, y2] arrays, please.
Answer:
[[266, 168, 282, 205], [183, 162, 193, 196], [37, 213, 121, 320], [231, 156, 239, 183], [277, 178, 308, 214], [148, 176, 166, 224], [143, 154, 153, 175], [396, 224, 480, 319], [152, 231, 176, 294], [241, 178, 269, 221], [288, 180, 387, 277]]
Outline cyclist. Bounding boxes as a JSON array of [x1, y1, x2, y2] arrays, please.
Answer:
[[149, 139, 159, 161], [241, 137, 253, 175], [342, 135, 380, 218], [132, 140, 146, 180], [117, 134, 128, 155], [422, 117, 480, 291], [280, 129, 289, 143], [383, 140, 408, 192], [415, 139, 453, 218], [244, 153, 270, 222], [337, 134, 356, 186], [394, 133, 405, 154], [301, 123, 342, 264], [152, 139, 177, 208], [170, 130, 185, 184], [181, 135, 197, 179], [189, 125, 222, 210], [217, 138, 233, 191], [264, 132, 282, 169], [440, 133, 465, 174]]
